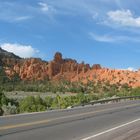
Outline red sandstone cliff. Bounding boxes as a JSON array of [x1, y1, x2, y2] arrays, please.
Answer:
[[1, 50, 140, 87]]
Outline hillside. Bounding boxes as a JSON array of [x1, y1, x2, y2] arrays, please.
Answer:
[[0, 47, 20, 59], [0, 47, 21, 67], [1, 48, 140, 87]]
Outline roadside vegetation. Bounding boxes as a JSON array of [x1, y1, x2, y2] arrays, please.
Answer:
[[0, 82, 140, 116]]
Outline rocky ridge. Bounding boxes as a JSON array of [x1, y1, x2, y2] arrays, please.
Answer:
[[1, 47, 140, 87]]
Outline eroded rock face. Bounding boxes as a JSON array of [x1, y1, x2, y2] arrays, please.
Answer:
[[47, 53, 91, 80], [1, 51, 140, 87], [76, 68, 140, 87], [92, 64, 101, 70], [54, 52, 63, 63]]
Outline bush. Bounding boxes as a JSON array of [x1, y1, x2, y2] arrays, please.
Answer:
[[0, 91, 19, 115], [2, 103, 18, 115], [19, 96, 46, 113]]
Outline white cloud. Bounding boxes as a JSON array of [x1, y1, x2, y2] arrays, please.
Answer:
[[107, 9, 140, 27], [89, 33, 114, 42], [1, 43, 38, 58], [0, 2, 33, 23], [0, 14, 32, 23], [119, 67, 137, 72], [14, 16, 32, 21], [89, 32, 140, 43], [127, 67, 137, 71], [38, 2, 49, 12], [92, 12, 98, 19]]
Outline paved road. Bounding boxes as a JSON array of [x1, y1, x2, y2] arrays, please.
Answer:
[[0, 100, 140, 140]]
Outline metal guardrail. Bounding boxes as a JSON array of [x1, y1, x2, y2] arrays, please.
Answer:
[[72, 96, 140, 108]]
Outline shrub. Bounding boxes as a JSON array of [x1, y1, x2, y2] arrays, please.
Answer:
[[2, 103, 18, 115], [19, 96, 46, 113]]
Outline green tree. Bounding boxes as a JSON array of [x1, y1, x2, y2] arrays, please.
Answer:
[[0, 92, 8, 106], [0, 67, 10, 84]]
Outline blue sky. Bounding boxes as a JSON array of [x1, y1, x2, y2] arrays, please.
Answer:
[[0, 0, 140, 70]]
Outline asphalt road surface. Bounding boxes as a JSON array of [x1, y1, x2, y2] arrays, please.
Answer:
[[0, 100, 140, 140]]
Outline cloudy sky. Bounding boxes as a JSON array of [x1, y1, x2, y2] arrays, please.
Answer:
[[0, 0, 140, 70]]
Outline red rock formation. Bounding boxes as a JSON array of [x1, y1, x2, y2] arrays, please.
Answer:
[[2, 51, 140, 87], [92, 64, 101, 70]]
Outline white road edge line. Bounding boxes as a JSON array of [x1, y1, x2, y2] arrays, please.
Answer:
[[81, 118, 140, 140]]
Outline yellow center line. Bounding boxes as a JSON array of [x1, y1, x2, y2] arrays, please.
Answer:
[[0, 119, 50, 130], [0, 103, 139, 131]]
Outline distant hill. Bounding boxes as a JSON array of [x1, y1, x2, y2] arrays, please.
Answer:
[[0, 47, 21, 60], [0, 47, 21, 68]]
